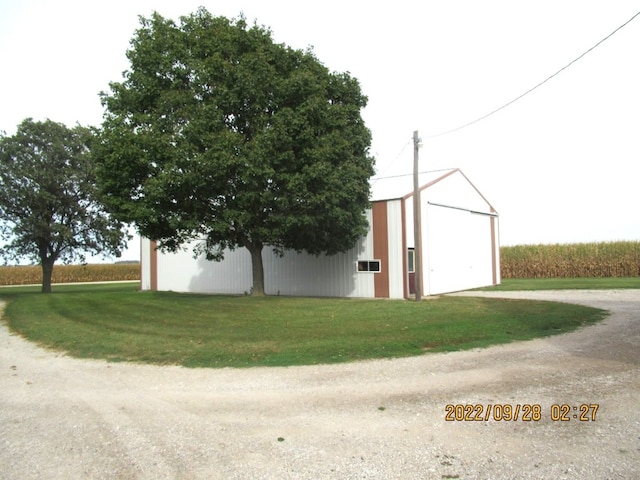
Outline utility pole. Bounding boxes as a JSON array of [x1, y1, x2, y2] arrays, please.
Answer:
[[412, 130, 422, 301]]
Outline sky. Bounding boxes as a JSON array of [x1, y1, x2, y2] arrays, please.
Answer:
[[1, 0, 639, 262]]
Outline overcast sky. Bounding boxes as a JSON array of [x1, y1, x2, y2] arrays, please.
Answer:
[[1, 0, 638, 261]]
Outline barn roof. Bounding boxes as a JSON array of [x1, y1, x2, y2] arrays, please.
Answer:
[[369, 168, 459, 202], [369, 167, 498, 214]]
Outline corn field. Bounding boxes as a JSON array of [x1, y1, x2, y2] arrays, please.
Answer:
[[0, 263, 140, 286], [500, 241, 640, 278]]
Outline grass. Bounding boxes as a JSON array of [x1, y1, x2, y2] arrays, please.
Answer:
[[483, 277, 640, 291], [0, 282, 608, 368]]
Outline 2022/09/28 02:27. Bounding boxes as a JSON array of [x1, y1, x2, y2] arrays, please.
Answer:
[[445, 403, 599, 422]]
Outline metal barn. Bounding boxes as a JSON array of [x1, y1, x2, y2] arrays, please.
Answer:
[[140, 168, 500, 298]]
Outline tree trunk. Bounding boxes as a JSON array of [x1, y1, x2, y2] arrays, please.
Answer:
[[246, 241, 266, 296], [41, 259, 55, 293]]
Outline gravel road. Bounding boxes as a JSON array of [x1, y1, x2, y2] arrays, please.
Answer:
[[1, 290, 639, 479]]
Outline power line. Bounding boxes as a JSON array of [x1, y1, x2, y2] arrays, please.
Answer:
[[370, 139, 411, 185], [371, 167, 455, 182], [425, 9, 640, 139]]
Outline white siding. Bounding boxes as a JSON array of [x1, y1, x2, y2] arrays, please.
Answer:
[[419, 192, 430, 297], [262, 210, 375, 297], [493, 217, 501, 285], [386, 199, 405, 299], [425, 204, 495, 295], [421, 169, 497, 294], [263, 236, 373, 297], [404, 199, 415, 249], [150, 210, 376, 297], [140, 238, 152, 291], [157, 245, 253, 294]]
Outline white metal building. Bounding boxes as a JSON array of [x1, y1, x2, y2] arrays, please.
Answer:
[[140, 168, 500, 298]]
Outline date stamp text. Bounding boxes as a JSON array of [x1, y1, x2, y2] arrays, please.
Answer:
[[445, 403, 599, 422]]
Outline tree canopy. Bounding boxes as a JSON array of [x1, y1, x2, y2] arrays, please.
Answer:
[[96, 9, 375, 295], [0, 118, 130, 292]]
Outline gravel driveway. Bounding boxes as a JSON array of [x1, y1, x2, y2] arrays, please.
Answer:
[[1, 290, 639, 479]]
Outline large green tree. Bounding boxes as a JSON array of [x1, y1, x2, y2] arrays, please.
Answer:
[[96, 9, 375, 295], [0, 119, 130, 293]]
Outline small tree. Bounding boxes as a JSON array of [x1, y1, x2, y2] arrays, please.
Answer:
[[0, 118, 130, 293], [96, 9, 375, 295]]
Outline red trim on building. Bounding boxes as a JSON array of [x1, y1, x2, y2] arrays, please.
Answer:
[[400, 199, 409, 299], [490, 211, 498, 285], [372, 201, 390, 298], [400, 168, 458, 201]]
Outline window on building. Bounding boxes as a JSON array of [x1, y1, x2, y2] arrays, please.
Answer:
[[357, 260, 381, 272], [407, 248, 415, 273]]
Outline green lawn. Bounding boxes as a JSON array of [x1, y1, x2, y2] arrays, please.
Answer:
[[484, 277, 640, 290], [0, 282, 609, 368]]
